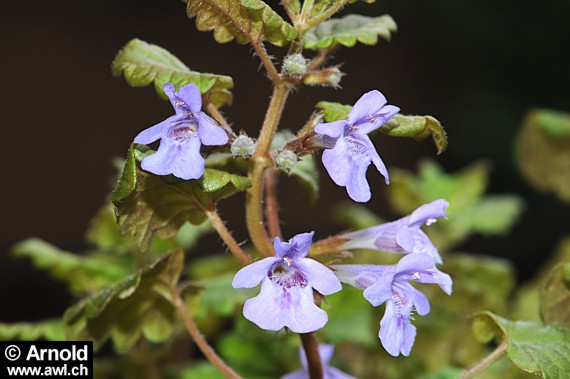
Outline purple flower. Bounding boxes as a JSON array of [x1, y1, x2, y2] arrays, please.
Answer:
[[133, 83, 228, 180], [342, 199, 449, 264], [232, 232, 342, 333], [315, 90, 400, 202], [334, 254, 452, 356], [281, 344, 356, 379]]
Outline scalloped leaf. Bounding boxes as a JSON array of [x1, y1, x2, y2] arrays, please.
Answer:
[[113, 145, 250, 252], [64, 250, 184, 352], [315, 101, 351, 122], [516, 109, 570, 203], [311, 0, 377, 19], [472, 311, 570, 378], [184, 0, 297, 47], [541, 262, 570, 326], [0, 320, 66, 341], [12, 238, 132, 295], [305, 14, 397, 50], [112, 38, 234, 108]]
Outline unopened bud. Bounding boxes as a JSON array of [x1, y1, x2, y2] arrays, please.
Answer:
[[275, 150, 298, 172], [231, 135, 255, 157], [303, 67, 344, 88], [283, 54, 308, 77]]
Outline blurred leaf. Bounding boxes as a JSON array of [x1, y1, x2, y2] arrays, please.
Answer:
[[272, 130, 320, 201], [419, 367, 464, 379], [381, 114, 448, 154], [85, 205, 130, 251], [311, 0, 376, 18], [541, 262, 570, 326], [332, 202, 383, 229], [113, 145, 249, 252], [184, 0, 297, 47], [165, 363, 227, 379], [12, 238, 132, 295], [472, 311, 570, 378], [322, 285, 377, 347], [315, 101, 351, 122], [304, 14, 396, 50], [387, 160, 523, 251], [112, 38, 233, 108], [64, 250, 184, 352], [516, 109, 570, 203], [0, 320, 66, 341]]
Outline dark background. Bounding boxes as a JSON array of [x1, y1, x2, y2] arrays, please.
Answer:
[[1, 0, 569, 322]]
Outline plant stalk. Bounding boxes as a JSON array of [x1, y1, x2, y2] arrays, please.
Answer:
[[458, 340, 508, 379], [206, 210, 252, 265], [265, 169, 282, 239], [300, 332, 324, 379]]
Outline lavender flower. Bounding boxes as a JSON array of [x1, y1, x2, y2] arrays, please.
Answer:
[[281, 344, 356, 379], [315, 90, 400, 202], [232, 232, 342, 333], [133, 83, 228, 180], [334, 254, 452, 356], [342, 199, 449, 264]]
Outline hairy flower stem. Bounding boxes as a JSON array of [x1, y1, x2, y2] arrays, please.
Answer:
[[246, 84, 290, 256], [206, 210, 252, 265], [300, 332, 324, 379], [265, 169, 282, 238], [170, 287, 243, 379], [458, 340, 507, 379]]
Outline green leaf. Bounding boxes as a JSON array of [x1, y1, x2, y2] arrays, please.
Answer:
[[311, 0, 376, 19], [12, 238, 132, 295], [381, 114, 448, 154], [466, 196, 524, 235], [315, 101, 351, 122], [516, 109, 570, 203], [304, 14, 397, 50], [165, 363, 227, 379], [64, 250, 184, 352], [112, 38, 234, 108], [85, 205, 130, 251], [472, 311, 570, 378], [184, 0, 297, 47], [0, 320, 66, 341], [332, 202, 383, 229], [541, 262, 570, 326], [419, 367, 464, 379], [272, 130, 320, 202], [113, 145, 250, 252]]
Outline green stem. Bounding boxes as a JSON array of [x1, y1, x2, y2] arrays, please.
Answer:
[[305, 0, 349, 30], [458, 340, 508, 379], [246, 84, 291, 256], [206, 210, 252, 265], [254, 43, 282, 84], [300, 332, 324, 379], [170, 287, 243, 379]]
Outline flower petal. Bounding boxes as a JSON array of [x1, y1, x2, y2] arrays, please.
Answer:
[[322, 137, 351, 187], [399, 282, 431, 316], [232, 257, 276, 288], [171, 137, 205, 180], [333, 264, 388, 289], [242, 279, 328, 333], [318, 344, 335, 366], [360, 136, 389, 184], [133, 116, 176, 145], [346, 161, 372, 203], [395, 225, 415, 252], [408, 199, 449, 228], [412, 229, 443, 264], [357, 105, 401, 135], [395, 254, 452, 294], [289, 231, 315, 258], [139, 139, 178, 176], [362, 271, 395, 307], [196, 113, 229, 146], [326, 367, 357, 379], [379, 301, 416, 357], [348, 90, 387, 125], [296, 258, 341, 296], [315, 120, 347, 138], [280, 370, 307, 379]]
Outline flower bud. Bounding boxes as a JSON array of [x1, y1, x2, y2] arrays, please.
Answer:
[[283, 54, 308, 77], [275, 150, 298, 172], [231, 135, 255, 157], [303, 67, 344, 88]]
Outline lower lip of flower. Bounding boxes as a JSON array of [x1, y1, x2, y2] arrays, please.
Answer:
[[268, 263, 308, 289], [168, 124, 198, 142]]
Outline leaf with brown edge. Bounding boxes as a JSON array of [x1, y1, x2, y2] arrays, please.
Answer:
[[184, 0, 297, 47], [541, 262, 570, 326]]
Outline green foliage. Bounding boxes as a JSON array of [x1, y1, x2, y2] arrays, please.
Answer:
[[419, 367, 464, 379], [315, 102, 447, 153], [0, 320, 66, 341], [12, 238, 132, 295], [113, 145, 250, 252], [184, 0, 297, 47], [516, 109, 570, 203], [165, 363, 227, 379], [64, 250, 184, 352], [305, 14, 397, 50], [272, 130, 320, 201], [541, 262, 570, 326], [332, 202, 383, 229], [472, 311, 570, 378], [112, 38, 234, 108], [310, 0, 376, 19], [387, 160, 524, 251], [382, 114, 448, 154]]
